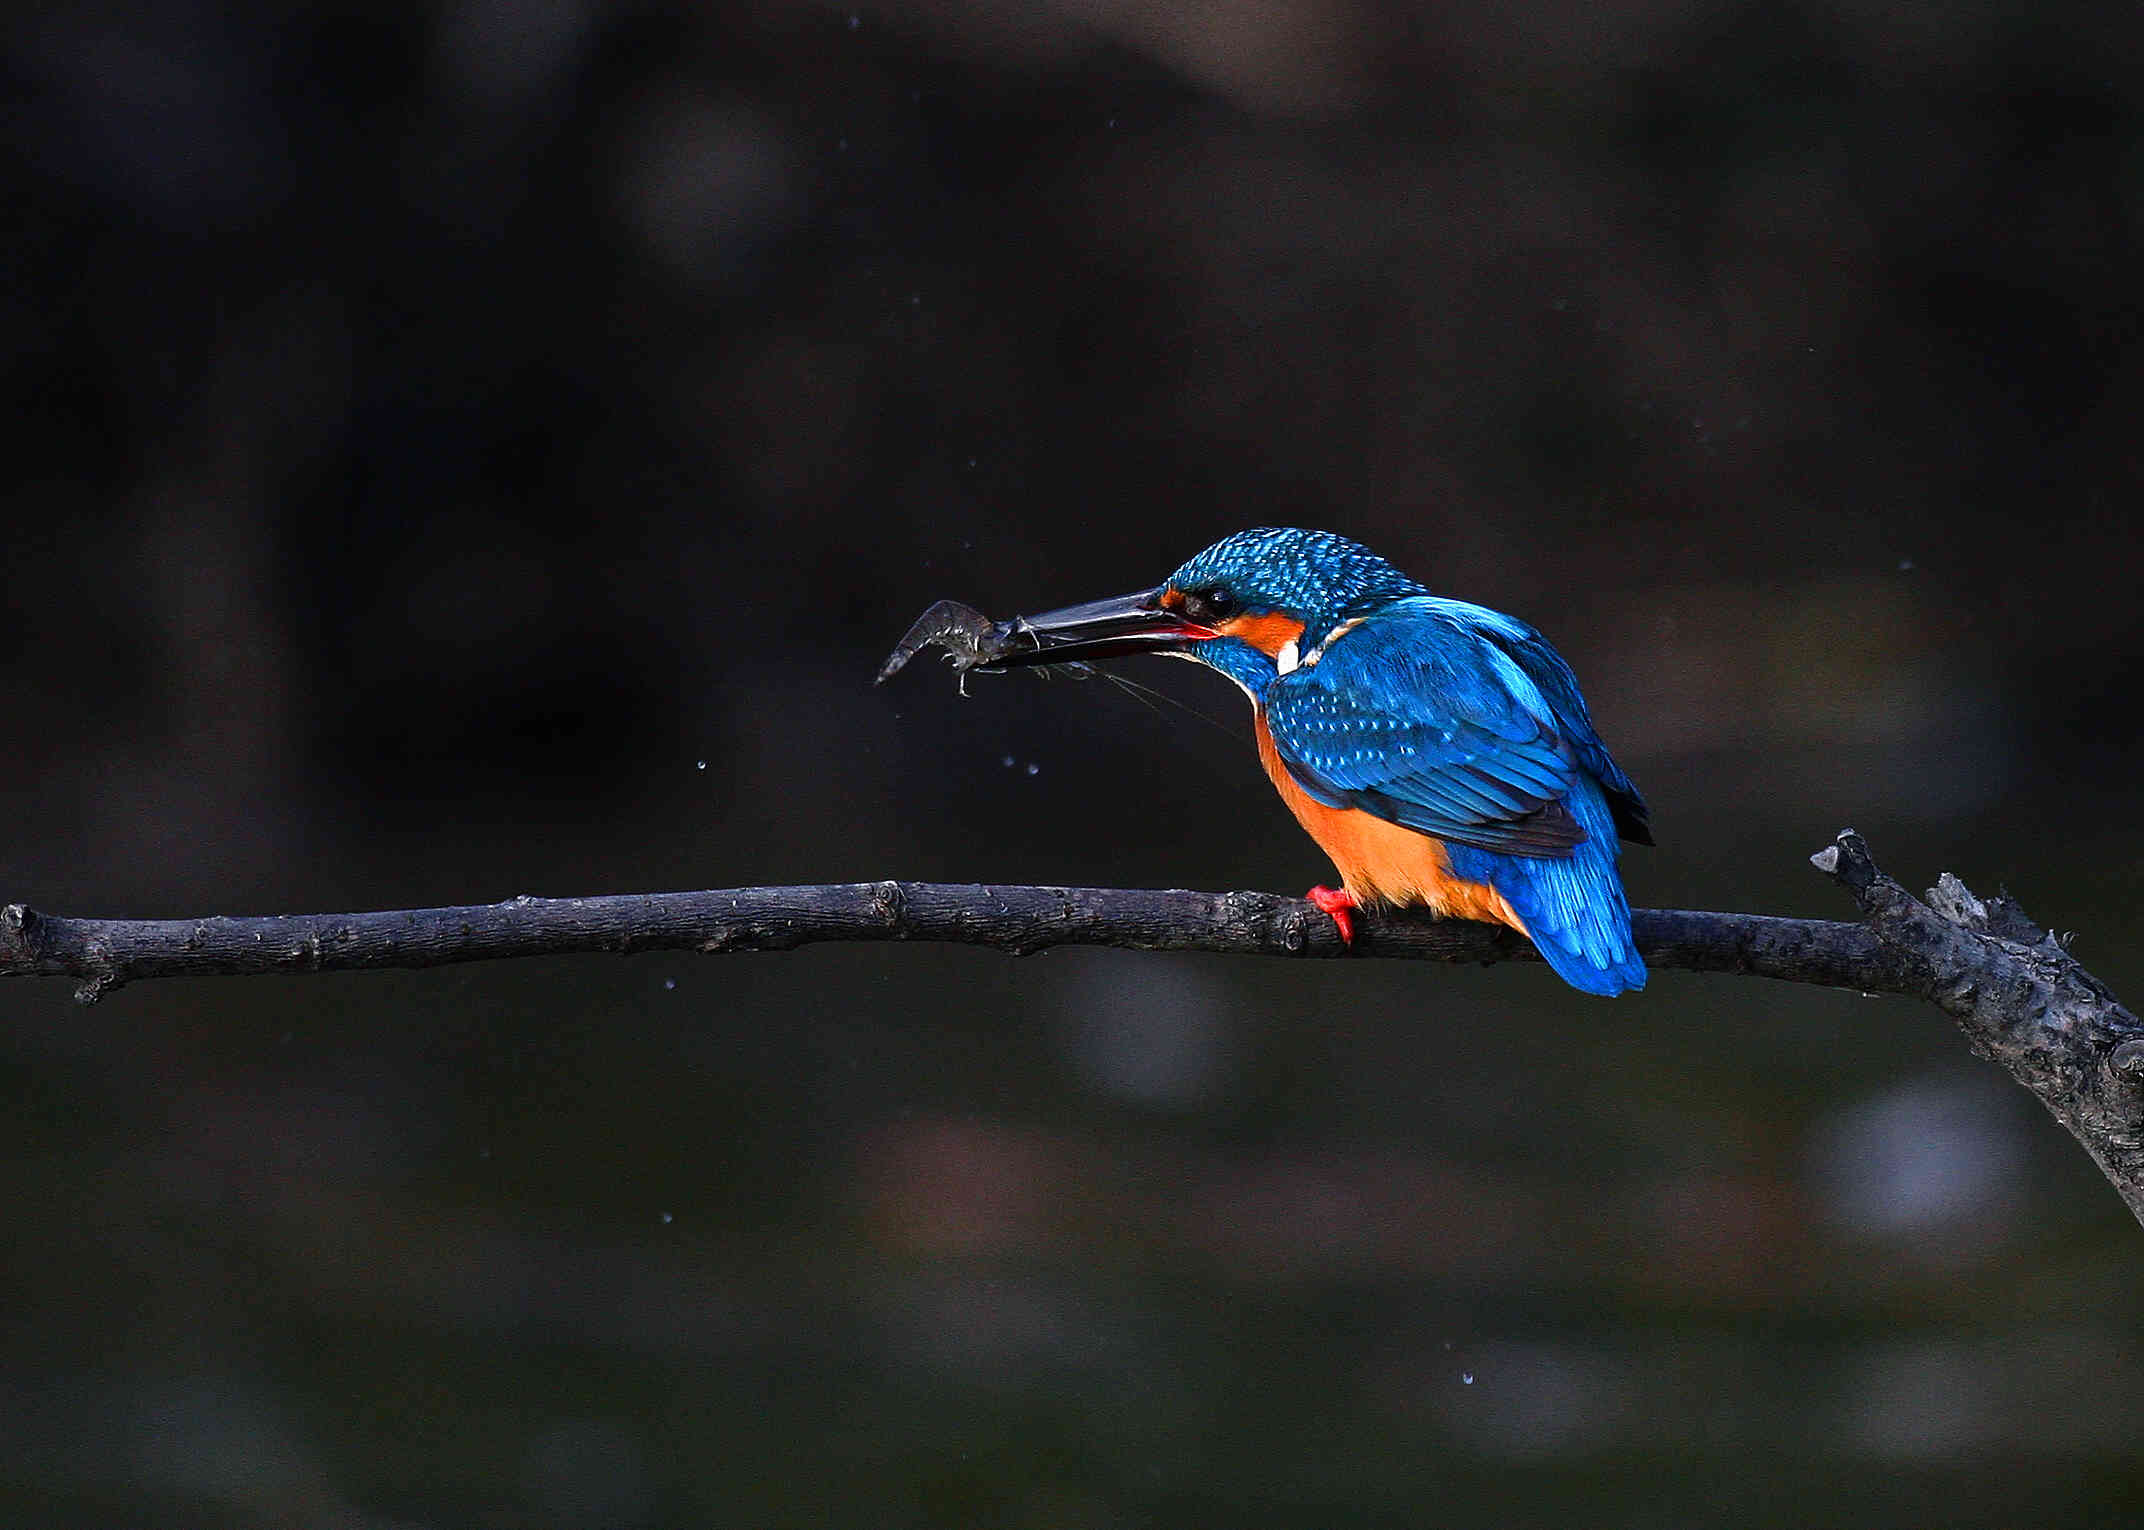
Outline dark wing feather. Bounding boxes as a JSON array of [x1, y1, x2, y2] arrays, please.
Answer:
[[1404, 597, 1653, 846]]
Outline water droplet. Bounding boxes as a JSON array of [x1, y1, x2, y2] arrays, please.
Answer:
[[847, 13, 860, 28], [1025, 761, 1039, 776], [695, 760, 707, 771], [663, 978, 677, 991], [1897, 558, 1915, 573], [1002, 754, 1016, 768], [1461, 1371, 1474, 1385], [660, 1211, 674, 1224]]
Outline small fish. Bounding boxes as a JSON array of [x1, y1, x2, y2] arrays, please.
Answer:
[[875, 599, 1090, 693]]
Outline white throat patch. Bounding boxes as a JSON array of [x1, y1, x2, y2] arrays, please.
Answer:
[[1275, 638, 1301, 676]]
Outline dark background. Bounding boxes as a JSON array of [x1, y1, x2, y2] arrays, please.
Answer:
[[6, 1, 2144, 1524]]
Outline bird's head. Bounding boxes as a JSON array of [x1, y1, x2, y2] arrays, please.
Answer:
[[988, 528, 1426, 694]]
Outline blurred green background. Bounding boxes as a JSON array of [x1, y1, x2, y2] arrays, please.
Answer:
[[6, 0, 2144, 1524]]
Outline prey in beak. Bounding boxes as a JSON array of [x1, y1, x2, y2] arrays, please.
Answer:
[[876, 587, 1212, 687], [983, 587, 1212, 668]]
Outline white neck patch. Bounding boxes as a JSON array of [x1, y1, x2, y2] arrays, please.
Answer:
[[1274, 638, 1301, 676], [1303, 617, 1365, 666]]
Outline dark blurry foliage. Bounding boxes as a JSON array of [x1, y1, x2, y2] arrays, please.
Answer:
[[5, 0, 2144, 1525]]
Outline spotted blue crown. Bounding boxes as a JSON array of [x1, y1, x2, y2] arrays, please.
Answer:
[[1166, 528, 1429, 640]]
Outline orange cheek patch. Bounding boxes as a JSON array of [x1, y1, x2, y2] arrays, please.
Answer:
[[1216, 612, 1306, 658]]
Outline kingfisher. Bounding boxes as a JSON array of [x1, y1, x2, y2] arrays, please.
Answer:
[[984, 528, 1651, 995]]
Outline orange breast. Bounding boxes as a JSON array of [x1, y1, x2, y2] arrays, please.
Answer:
[[1253, 713, 1529, 934]]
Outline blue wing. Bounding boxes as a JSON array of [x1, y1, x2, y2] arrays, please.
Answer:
[[1410, 596, 1652, 845], [1263, 597, 1649, 994], [1262, 601, 1591, 858]]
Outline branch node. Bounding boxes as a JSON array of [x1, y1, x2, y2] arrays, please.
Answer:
[[1811, 828, 1881, 897], [872, 880, 907, 934], [1928, 872, 1989, 929], [1, 903, 37, 960]]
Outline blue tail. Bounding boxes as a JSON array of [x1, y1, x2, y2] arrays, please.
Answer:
[[1446, 780, 1646, 996]]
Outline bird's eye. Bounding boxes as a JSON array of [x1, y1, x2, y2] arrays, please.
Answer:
[[1184, 587, 1238, 626]]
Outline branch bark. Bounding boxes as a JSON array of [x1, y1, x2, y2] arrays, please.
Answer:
[[1809, 830, 2144, 1228], [6, 832, 2142, 1225]]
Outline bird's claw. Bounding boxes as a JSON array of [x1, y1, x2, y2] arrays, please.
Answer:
[[1306, 885, 1358, 946]]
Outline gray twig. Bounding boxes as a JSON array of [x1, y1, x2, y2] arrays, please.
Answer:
[[7, 832, 2142, 1225], [1809, 828, 2144, 1228]]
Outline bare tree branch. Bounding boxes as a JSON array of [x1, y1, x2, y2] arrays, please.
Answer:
[[2, 874, 1891, 997], [7, 831, 2142, 1225], [1810, 829, 2144, 1228]]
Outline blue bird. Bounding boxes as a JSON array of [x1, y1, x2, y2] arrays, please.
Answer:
[[986, 528, 1651, 995]]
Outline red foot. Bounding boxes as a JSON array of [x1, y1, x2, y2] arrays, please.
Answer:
[[1306, 885, 1359, 946]]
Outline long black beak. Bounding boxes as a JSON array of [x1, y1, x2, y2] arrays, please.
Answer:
[[982, 586, 1208, 669]]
